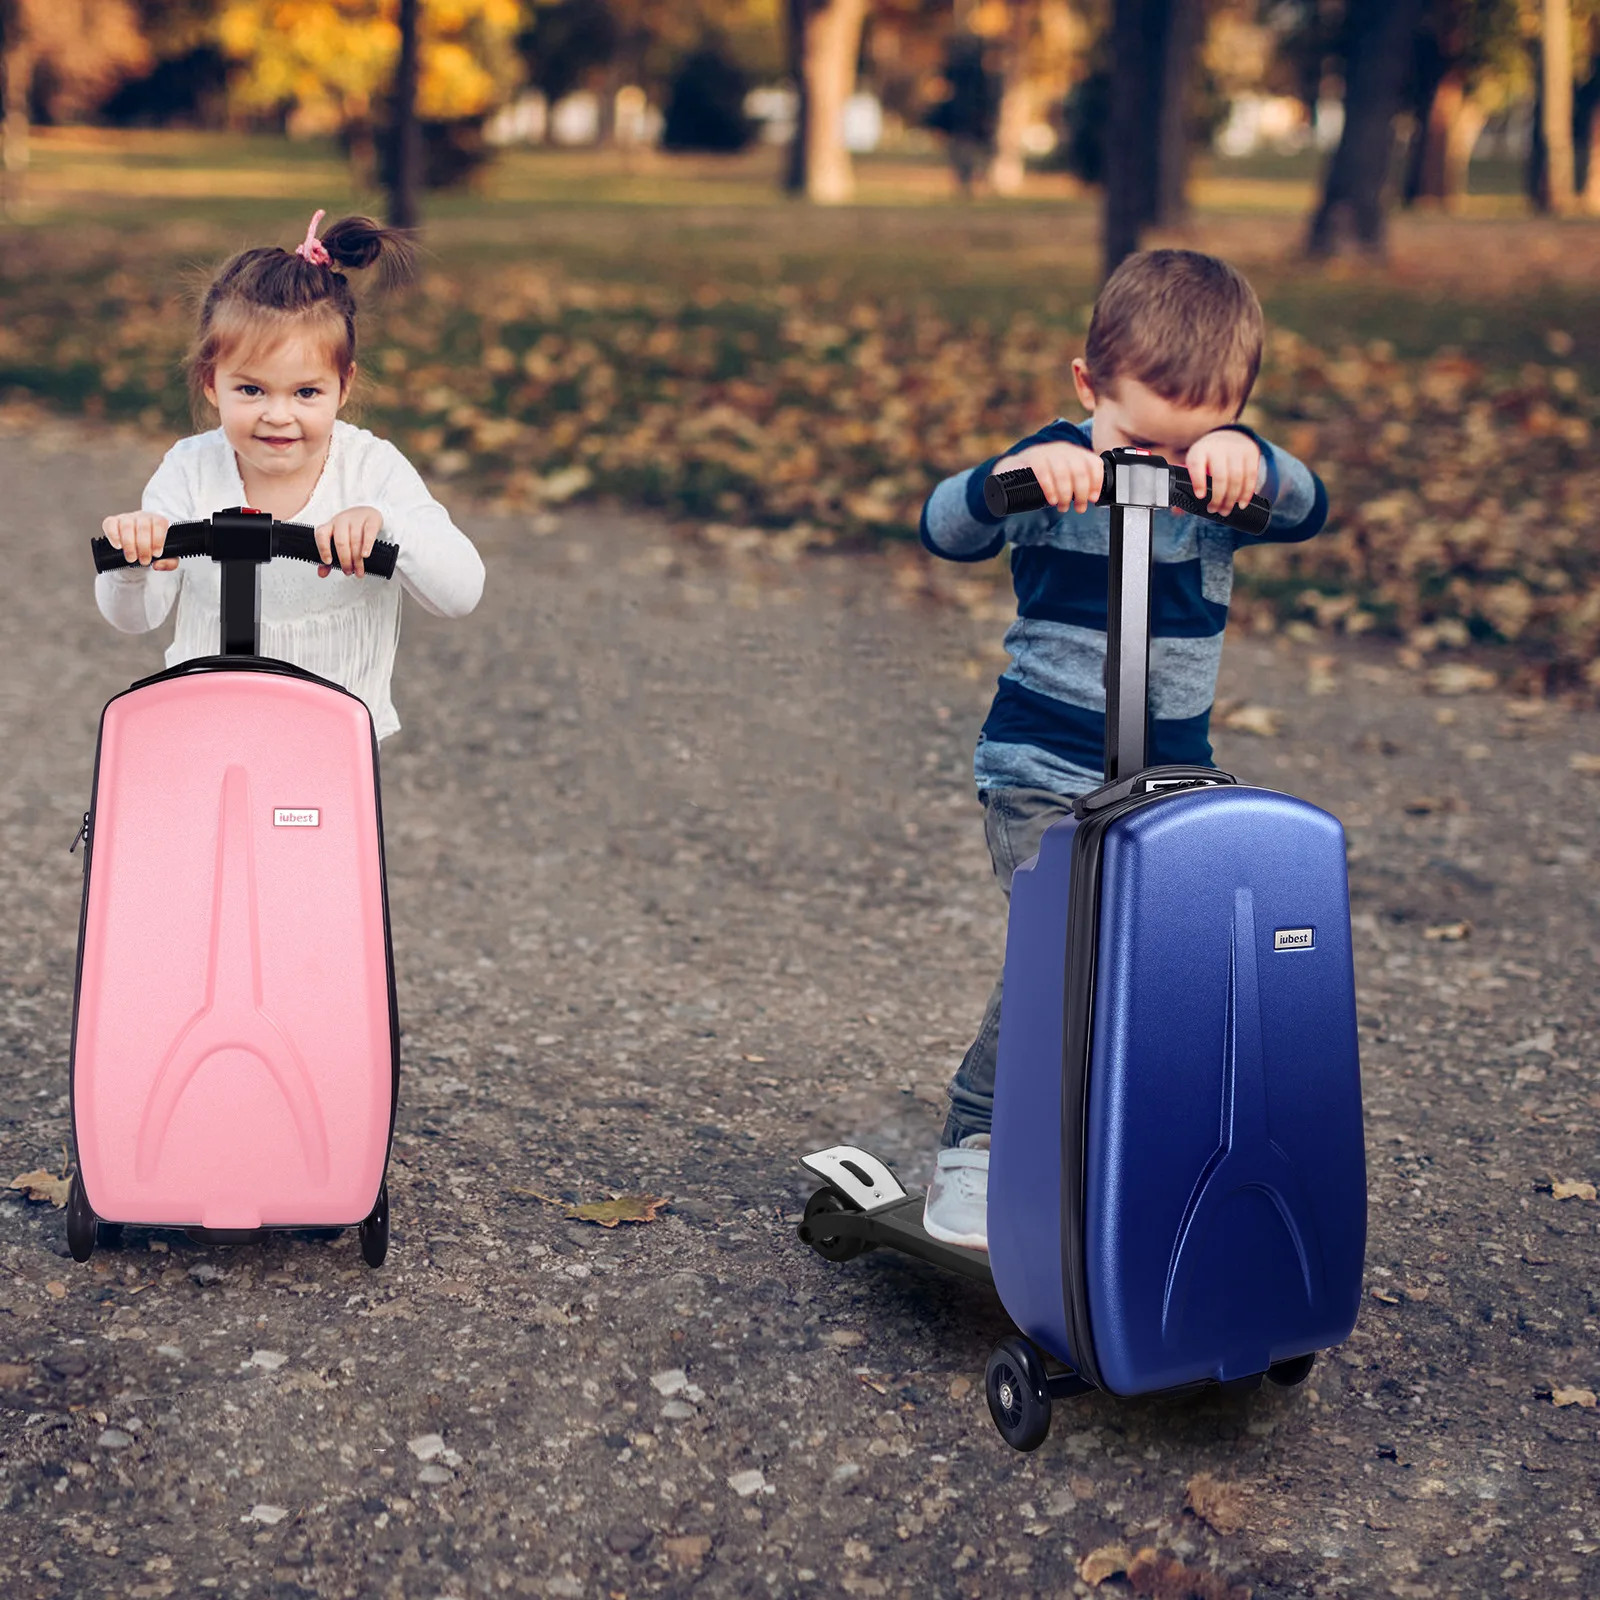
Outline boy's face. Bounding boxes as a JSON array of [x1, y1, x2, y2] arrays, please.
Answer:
[[1071, 359, 1239, 461]]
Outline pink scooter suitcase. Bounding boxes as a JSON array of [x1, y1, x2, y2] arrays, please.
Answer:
[[69, 508, 398, 1267]]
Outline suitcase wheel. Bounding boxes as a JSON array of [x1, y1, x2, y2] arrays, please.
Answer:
[[67, 1172, 97, 1264], [359, 1180, 389, 1269], [1265, 1352, 1316, 1388], [800, 1187, 869, 1264], [986, 1336, 1052, 1452]]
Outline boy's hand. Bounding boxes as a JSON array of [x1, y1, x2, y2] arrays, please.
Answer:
[[315, 506, 385, 578], [992, 442, 1105, 514], [1185, 430, 1262, 516], [102, 512, 177, 570]]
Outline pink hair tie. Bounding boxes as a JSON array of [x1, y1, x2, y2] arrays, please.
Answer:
[[295, 208, 332, 267]]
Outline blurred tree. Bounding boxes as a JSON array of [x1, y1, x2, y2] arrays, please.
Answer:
[[2, 0, 149, 207], [786, 0, 870, 201], [1538, 0, 1576, 209], [519, 1, 778, 143], [1306, 0, 1428, 255], [218, 0, 524, 177], [103, 0, 229, 127], [391, 0, 420, 224], [1399, 0, 1521, 210], [661, 43, 756, 147], [1103, 0, 1201, 276], [925, 33, 999, 191], [962, 0, 1087, 195]]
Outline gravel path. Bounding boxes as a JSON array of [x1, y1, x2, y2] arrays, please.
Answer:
[[1, 423, 1597, 1600]]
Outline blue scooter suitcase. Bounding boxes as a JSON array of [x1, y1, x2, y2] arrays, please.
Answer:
[[798, 449, 1366, 1450]]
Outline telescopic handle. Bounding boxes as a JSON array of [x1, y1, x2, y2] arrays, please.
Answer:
[[92, 512, 398, 577], [982, 459, 1271, 535]]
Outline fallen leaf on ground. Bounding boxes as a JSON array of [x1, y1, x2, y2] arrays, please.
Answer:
[[1552, 1180, 1597, 1201], [1079, 1545, 1134, 1585], [8, 1168, 70, 1208], [1371, 1288, 1401, 1304], [44, 1281, 67, 1300], [1221, 704, 1282, 737], [1509, 1029, 1556, 1055], [661, 1534, 711, 1570], [1185, 1471, 1249, 1534], [1128, 1547, 1252, 1600], [1426, 662, 1497, 695], [512, 1189, 671, 1227], [0, 1363, 33, 1386], [1552, 1387, 1597, 1408], [948, 1375, 972, 1401], [1423, 921, 1471, 941], [1568, 753, 1600, 774]]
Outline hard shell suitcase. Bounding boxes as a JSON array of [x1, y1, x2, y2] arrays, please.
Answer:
[[67, 510, 401, 1266], [986, 451, 1366, 1401]]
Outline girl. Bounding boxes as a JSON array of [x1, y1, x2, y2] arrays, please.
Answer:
[[98, 211, 484, 739]]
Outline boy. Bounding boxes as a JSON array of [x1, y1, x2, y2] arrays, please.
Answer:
[[918, 249, 1329, 1250]]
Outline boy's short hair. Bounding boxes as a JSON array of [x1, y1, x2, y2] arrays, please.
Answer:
[[1085, 250, 1264, 415]]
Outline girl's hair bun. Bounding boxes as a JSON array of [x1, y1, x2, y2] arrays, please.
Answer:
[[319, 215, 418, 288]]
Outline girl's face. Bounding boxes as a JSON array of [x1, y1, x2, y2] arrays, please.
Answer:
[[204, 332, 353, 485]]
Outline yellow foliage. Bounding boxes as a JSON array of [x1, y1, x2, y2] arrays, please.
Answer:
[[218, 0, 524, 125]]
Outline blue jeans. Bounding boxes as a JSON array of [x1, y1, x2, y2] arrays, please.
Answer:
[[941, 786, 1078, 1148]]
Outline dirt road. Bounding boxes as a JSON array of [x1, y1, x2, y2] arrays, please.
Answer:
[[1, 424, 1597, 1599]]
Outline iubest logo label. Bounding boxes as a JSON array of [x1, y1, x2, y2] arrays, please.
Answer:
[[273, 808, 321, 828], [1273, 927, 1314, 951]]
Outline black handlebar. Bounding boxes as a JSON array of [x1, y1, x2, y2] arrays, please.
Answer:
[[982, 452, 1271, 537], [92, 508, 398, 578]]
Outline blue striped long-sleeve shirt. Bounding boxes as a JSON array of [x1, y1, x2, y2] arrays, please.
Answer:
[[921, 418, 1329, 797]]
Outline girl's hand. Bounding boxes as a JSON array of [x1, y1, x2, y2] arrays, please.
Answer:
[[315, 506, 385, 578], [102, 511, 177, 570], [1185, 430, 1262, 516], [993, 442, 1105, 514]]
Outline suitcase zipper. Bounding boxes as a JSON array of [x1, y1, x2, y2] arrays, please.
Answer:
[[69, 812, 90, 855]]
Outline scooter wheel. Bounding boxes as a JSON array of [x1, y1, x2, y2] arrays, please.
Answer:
[[1266, 1352, 1316, 1388], [66, 1172, 97, 1264], [801, 1188, 868, 1263], [359, 1181, 390, 1269], [986, 1337, 1052, 1452]]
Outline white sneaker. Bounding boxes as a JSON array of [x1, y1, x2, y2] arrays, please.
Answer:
[[922, 1134, 990, 1250]]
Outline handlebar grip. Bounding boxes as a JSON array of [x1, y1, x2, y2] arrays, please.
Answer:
[[981, 462, 1273, 535], [1169, 467, 1272, 537], [91, 521, 212, 573], [982, 468, 1050, 518], [91, 519, 398, 577], [269, 526, 399, 578]]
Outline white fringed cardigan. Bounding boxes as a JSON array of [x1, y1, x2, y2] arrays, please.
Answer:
[[95, 422, 485, 739]]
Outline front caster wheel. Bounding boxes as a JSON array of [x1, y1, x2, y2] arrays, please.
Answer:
[[1266, 1352, 1316, 1388], [359, 1181, 389, 1268], [986, 1336, 1052, 1452], [66, 1172, 97, 1263], [800, 1187, 868, 1263]]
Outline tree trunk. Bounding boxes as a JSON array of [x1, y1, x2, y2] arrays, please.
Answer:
[[1152, 0, 1202, 226], [1103, 0, 1162, 277], [388, 0, 422, 229], [784, 0, 808, 193], [1441, 92, 1486, 212], [1539, 0, 1575, 214], [1405, 67, 1467, 207], [1306, 0, 1427, 257], [1580, 60, 1600, 211], [989, 2, 1034, 197], [800, 0, 868, 204], [1, 1, 31, 218]]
